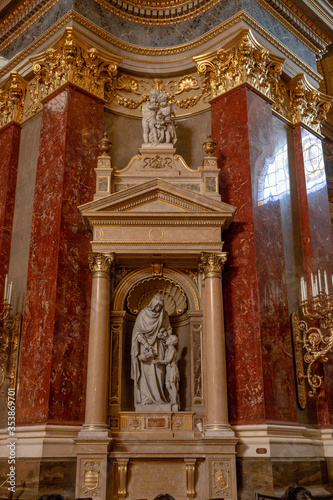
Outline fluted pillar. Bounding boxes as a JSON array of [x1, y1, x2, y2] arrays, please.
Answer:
[[80, 252, 114, 436], [200, 252, 233, 436]]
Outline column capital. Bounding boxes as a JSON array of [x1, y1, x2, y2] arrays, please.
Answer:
[[25, 27, 122, 120], [0, 72, 27, 129], [194, 28, 284, 103], [199, 252, 227, 279], [88, 252, 115, 277], [288, 74, 332, 134]]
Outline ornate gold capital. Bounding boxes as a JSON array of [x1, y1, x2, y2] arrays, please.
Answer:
[[0, 72, 27, 128], [199, 252, 227, 279], [25, 27, 122, 119], [88, 252, 114, 277], [288, 74, 332, 134], [194, 29, 285, 102]]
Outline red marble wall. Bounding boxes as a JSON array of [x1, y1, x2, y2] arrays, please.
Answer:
[[17, 84, 104, 425], [0, 123, 21, 300], [293, 124, 333, 428], [211, 84, 297, 425]]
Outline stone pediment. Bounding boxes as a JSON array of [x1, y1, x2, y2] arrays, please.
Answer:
[[80, 178, 235, 218], [79, 178, 235, 261]]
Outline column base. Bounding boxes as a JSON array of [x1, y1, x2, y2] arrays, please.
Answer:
[[78, 423, 111, 437], [204, 423, 235, 437]]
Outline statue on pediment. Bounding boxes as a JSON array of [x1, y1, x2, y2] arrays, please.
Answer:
[[141, 90, 177, 147]]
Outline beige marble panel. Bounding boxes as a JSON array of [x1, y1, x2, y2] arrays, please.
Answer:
[[126, 460, 187, 500], [8, 113, 42, 314]]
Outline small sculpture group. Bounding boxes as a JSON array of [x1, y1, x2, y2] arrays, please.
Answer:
[[131, 293, 180, 409], [142, 90, 177, 147]]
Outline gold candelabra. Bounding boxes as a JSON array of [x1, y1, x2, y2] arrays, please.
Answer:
[[292, 270, 333, 409], [0, 276, 21, 390]]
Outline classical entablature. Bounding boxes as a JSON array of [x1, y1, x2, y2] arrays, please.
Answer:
[[79, 174, 235, 264]]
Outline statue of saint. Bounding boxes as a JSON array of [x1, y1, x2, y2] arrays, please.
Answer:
[[131, 293, 178, 408]]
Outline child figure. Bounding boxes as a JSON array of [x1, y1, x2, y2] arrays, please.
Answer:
[[155, 92, 177, 145], [153, 334, 179, 405]]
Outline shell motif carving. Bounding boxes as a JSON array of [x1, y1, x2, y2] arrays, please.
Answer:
[[127, 277, 187, 316]]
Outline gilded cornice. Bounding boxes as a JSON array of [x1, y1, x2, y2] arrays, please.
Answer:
[[288, 73, 332, 133], [0, 10, 323, 88], [194, 29, 285, 103], [24, 27, 122, 118], [0, 71, 27, 128]]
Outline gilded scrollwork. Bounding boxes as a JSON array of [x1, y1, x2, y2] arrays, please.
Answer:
[[288, 74, 332, 133], [194, 29, 284, 103], [107, 72, 208, 112], [88, 252, 115, 277], [24, 27, 121, 119], [0, 72, 27, 128], [199, 252, 227, 279]]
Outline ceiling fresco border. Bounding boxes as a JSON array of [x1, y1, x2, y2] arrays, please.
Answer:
[[0, 0, 331, 42]]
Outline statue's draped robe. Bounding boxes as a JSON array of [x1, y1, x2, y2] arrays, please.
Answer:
[[131, 298, 171, 405]]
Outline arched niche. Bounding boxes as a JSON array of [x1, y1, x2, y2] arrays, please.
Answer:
[[108, 267, 203, 422]]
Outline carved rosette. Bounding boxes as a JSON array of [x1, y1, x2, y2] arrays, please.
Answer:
[[194, 29, 284, 103], [25, 27, 122, 118], [199, 252, 227, 279], [88, 253, 114, 278], [0, 72, 27, 128], [288, 74, 332, 133]]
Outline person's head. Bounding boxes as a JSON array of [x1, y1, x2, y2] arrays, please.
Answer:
[[154, 495, 175, 500], [166, 335, 178, 346], [37, 495, 65, 500], [281, 486, 313, 500], [149, 89, 159, 104], [158, 92, 168, 107], [149, 293, 164, 312]]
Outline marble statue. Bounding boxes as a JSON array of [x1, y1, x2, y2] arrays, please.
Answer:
[[141, 90, 177, 147], [153, 334, 179, 405], [155, 92, 177, 145], [142, 89, 159, 145], [131, 293, 179, 409]]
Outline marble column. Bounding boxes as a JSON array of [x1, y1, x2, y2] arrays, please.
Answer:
[[16, 84, 104, 425], [200, 252, 233, 435], [0, 123, 21, 299], [210, 84, 297, 426], [293, 123, 333, 427], [80, 252, 114, 436]]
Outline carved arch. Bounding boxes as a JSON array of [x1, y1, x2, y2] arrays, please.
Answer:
[[113, 267, 200, 312]]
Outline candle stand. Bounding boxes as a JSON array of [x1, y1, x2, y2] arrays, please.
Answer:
[[292, 270, 333, 409]]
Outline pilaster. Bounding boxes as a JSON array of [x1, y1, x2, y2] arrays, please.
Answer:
[[15, 29, 121, 426], [0, 72, 27, 298]]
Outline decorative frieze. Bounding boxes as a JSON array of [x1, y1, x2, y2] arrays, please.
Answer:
[[24, 27, 122, 119], [0, 72, 27, 128]]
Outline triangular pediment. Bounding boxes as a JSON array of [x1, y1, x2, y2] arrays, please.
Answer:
[[79, 178, 236, 217]]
